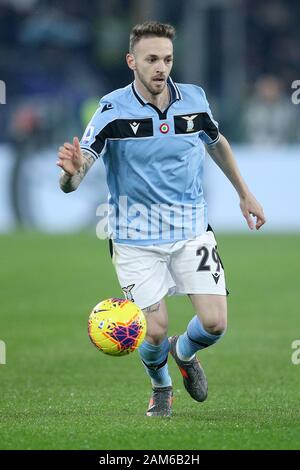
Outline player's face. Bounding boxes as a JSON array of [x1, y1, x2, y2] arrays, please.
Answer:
[[128, 37, 173, 96]]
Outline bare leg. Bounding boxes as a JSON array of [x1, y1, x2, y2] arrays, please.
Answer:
[[142, 298, 169, 345], [188, 294, 227, 335]]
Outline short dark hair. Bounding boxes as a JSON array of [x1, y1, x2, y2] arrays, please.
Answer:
[[129, 21, 176, 53]]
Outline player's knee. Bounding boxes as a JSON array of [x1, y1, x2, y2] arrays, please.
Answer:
[[206, 324, 227, 336], [142, 302, 168, 345], [145, 321, 168, 345], [145, 333, 167, 346], [202, 316, 227, 336]]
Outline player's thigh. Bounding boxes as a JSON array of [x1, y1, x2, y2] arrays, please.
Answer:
[[169, 229, 227, 297], [142, 298, 169, 344], [111, 241, 173, 310], [189, 293, 227, 334]]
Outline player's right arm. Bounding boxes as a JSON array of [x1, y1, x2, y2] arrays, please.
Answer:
[[57, 137, 95, 193], [57, 98, 118, 193]]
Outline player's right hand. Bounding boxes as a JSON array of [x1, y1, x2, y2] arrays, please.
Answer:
[[56, 137, 84, 176]]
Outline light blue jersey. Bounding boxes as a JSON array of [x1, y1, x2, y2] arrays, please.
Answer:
[[80, 78, 219, 245]]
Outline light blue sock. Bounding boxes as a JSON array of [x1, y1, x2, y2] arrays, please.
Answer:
[[177, 315, 225, 361], [138, 338, 172, 388]]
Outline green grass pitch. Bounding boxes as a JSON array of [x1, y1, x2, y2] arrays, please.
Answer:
[[0, 232, 299, 450]]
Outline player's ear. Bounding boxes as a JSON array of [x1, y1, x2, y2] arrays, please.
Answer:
[[126, 53, 136, 71]]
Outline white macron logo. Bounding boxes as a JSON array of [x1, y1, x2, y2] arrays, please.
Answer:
[[182, 114, 198, 132], [130, 122, 140, 135]]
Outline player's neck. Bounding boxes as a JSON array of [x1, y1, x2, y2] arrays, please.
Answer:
[[135, 80, 170, 112]]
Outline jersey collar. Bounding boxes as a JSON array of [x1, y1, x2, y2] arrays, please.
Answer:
[[131, 76, 182, 107]]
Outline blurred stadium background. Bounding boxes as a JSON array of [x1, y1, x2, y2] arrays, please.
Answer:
[[0, 0, 299, 232], [1, 0, 300, 451]]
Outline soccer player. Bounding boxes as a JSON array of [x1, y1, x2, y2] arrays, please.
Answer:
[[57, 22, 266, 417]]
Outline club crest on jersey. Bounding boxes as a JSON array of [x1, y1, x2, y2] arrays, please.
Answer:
[[181, 115, 198, 132], [160, 123, 169, 134], [122, 284, 135, 302]]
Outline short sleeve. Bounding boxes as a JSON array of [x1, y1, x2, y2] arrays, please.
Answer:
[[198, 88, 220, 146], [80, 99, 118, 159]]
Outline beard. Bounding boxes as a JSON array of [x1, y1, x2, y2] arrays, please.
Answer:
[[135, 68, 167, 96]]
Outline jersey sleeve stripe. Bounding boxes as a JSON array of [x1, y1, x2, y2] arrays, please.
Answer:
[[205, 134, 220, 146], [80, 146, 99, 160]]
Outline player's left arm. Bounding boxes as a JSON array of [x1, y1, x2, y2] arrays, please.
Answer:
[[206, 133, 266, 230]]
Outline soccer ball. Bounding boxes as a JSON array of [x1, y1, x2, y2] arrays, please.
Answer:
[[88, 298, 147, 356]]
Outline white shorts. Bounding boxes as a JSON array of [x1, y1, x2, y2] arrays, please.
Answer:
[[111, 229, 227, 310]]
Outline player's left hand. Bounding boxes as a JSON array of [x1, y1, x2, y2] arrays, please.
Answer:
[[240, 193, 266, 230]]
